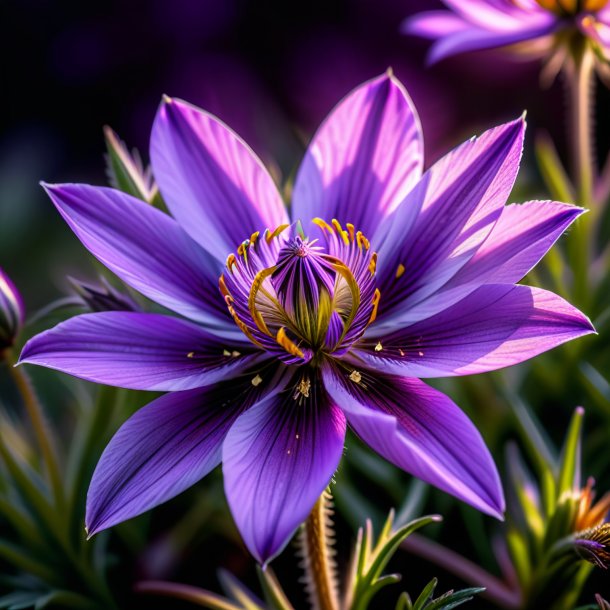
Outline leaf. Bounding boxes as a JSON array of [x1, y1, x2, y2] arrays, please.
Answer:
[[534, 131, 575, 202], [347, 512, 442, 610], [256, 567, 294, 610], [557, 407, 584, 496], [103, 127, 158, 203], [424, 587, 485, 610]]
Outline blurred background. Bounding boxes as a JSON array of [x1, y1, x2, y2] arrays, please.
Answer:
[[1, 1, 609, 608]]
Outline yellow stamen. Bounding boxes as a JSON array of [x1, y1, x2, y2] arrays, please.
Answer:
[[250, 231, 260, 245], [248, 266, 278, 336], [312, 217, 335, 233], [356, 231, 370, 250], [251, 374, 263, 386], [346, 223, 355, 242], [349, 370, 362, 383], [277, 327, 305, 358], [368, 289, 381, 325], [396, 263, 405, 279], [332, 219, 349, 245], [226, 253, 237, 272], [187, 351, 195, 358], [297, 377, 311, 398], [375, 341, 383, 352], [265, 223, 290, 243], [223, 349, 231, 356], [368, 252, 378, 275]]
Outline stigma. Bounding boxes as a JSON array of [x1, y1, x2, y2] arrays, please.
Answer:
[[219, 221, 381, 365]]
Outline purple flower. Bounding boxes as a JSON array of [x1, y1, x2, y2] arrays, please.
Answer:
[[19, 73, 594, 564], [0, 267, 25, 351], [404, 0, 610, 66]]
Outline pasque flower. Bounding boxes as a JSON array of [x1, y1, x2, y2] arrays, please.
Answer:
[[404, 0, 610, 70], [19, 73, 594, 563]]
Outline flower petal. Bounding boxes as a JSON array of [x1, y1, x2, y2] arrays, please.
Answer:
[[374, 119, 525, 325], [42, 183, 237, 337], [223, 378, 346, 564], [427, 24, 555, 63], [322, 363, 504, 518], [373, 200, 584, 330], [20, 311, 263, 391], [352, 284, 595, 378], [87, 366, 286, 535], [402, 11, 470, 38], [292, 73, 423, 238], [151, 97, 288, 261]]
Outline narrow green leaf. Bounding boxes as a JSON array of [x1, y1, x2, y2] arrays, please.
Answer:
[[535, 131, 575, 202], [412, 578, 437, 610], [557, 407, 584, 496], [424, 587, 484, 610], [256, 566, 295, 610], [104, 126, 157, 203]]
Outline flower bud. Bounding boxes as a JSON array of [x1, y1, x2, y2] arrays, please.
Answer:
[[0, 267, 24, 351], [69, 276, 139, 313], [574, 524, 610, 569]]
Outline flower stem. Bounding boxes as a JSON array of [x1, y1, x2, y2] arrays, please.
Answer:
[[4, 349, 64, 513], [300, 490, 339, 610], [566, 44, 596, 306]]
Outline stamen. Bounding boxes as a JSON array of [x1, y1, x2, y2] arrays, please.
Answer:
[[226, 254, 237, 272], [356, 231, 370, 251], [368, 289, 381, 325], [250, 231, 260, 245], [265, 223, 290, 243], [223, 349, 231, 356], [297, 377, 311, 398], [346, 223, 355, 242], [349, 370, 362, 383], [187, 351, 195, 358], [251, 374, 263, 386], [312, 217, 335, 233], [248, 266, 278, 336], [375, 341, 383, 352], [395, 263, 405, 279], [368, 252, 378, 275], [332, 219, 349, 245], [277, 327, 305, 358]]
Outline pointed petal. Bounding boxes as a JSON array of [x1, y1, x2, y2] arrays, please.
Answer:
[[292, 73, 423, 237], [323, 364, 504, 518], [42, 183, 237, 337], [151, 97, 288, 261], [87, 366, 286, 535], [352, 284, 594, 378], [402, 11, 470, 38], [374, 119, 525, 325], [373, 200, 584, 330], [223, 379, 346, 563], [428, 24, 555, 63], [20, 312, 263, 391]]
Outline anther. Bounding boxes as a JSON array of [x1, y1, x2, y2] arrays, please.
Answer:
[[251, 374, 263, 386], [375, 341, 383, 352], [396, 263, 405, 279], [349, 370, 362, 383]]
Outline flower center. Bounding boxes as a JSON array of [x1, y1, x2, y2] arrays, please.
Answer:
[[535, 0, 608, 15], [219, 221, 380, 365]]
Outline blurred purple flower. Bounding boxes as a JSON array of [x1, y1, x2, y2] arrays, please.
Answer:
[[0, 267, 24, 351], [20, 73, 594, 563], [404, 0, 610, 68]]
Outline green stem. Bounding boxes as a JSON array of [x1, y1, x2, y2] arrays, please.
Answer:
[[300, 490, 339, 610], [4, 349, 65, 513], [566, 45, 596, 307]]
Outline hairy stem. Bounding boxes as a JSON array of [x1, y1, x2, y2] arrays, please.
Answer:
[[300, 490, 339, 610], [566, 44, 596, 306], [4, 349, 64, 512]]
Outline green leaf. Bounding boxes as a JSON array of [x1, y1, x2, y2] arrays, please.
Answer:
[[348, 513, 442, 610], [256, 566, 294, 610], [424, 587, 485, 610], [557, 407, 584, 497], [535, 131, 575, 202], [412, 578, 437, 610], [103, 127, 157, 203]]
